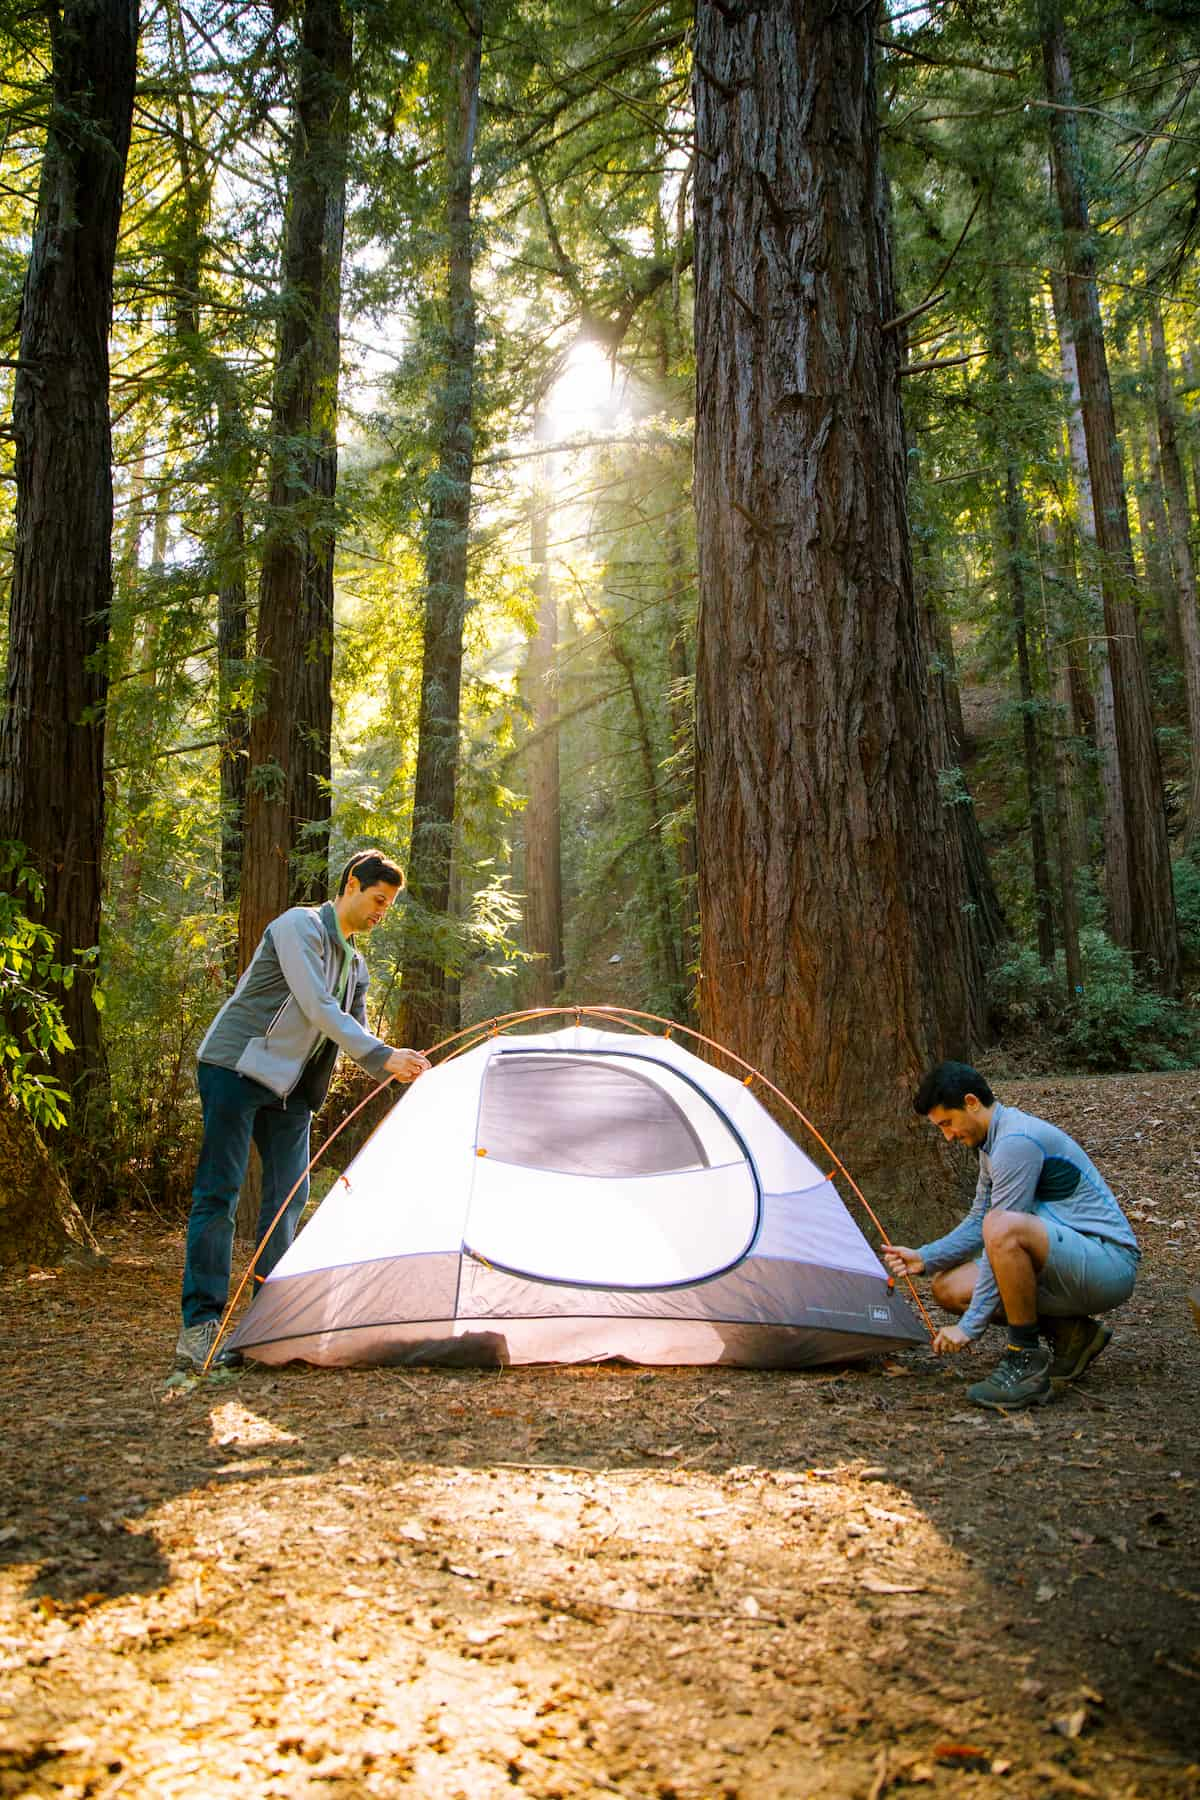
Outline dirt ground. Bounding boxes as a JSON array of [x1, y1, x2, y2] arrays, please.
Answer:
[[0, 1071, 1197, 1800]]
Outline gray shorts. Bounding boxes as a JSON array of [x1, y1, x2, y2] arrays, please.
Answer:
[[1035, 1217, 1138, 1319]]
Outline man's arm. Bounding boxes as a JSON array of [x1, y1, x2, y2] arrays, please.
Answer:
[[915, 1166, 991, 1276]]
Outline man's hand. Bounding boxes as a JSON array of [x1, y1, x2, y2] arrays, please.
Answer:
[[932, 1323, 971, 1355], [385, 1048, 431, 1082], [881, 1244, 924, 1280]]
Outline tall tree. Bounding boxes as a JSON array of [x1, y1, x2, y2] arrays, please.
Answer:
[[1039, 0, 1179, 993], [988, 274, 1054, 968], [692, 0, 976, 1222], [1148, 298, 1200, 849], [520, 408, 565, 1007], [399, 1, 484, 1052], [238, 0, 352, 971], [0, 0, 139, 1105]]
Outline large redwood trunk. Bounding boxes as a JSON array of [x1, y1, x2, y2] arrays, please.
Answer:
[[0, 0, 138, 1110], [399, 4, 484, 1052], [238, 0, 352, 971], [1040, 0, 1179, 992], [692, 0, 976, 1226]]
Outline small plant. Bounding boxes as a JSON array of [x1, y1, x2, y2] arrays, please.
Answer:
[[989, 927, 1197, 1073], [0, 844, 74, 1130]]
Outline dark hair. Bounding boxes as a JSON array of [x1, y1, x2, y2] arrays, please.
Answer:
[[913, 1061, 994, 1115], [337, 849, 405, 895]]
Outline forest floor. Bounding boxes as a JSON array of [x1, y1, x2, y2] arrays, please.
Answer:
[[0, 1072, 1198, 1800]]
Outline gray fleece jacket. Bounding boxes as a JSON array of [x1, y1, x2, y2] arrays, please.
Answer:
[[197, 902, 393, 1104]]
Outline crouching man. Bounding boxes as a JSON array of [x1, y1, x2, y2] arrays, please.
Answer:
[[883, 1062, 1139, 1412], [175, 850, 430, 1374]]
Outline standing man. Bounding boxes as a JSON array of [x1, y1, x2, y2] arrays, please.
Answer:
[[175, 850, 430, 1372], [883, 1062, 1139, 1411]]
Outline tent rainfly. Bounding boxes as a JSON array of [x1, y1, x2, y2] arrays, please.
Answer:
[[229, 1024, 925, 1368]]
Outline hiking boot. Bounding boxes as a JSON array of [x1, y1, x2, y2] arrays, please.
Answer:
[[967, 1344, 1053, 1412], [174, 1319, 243, 1374], [1045, 1316, 1112, 1385]]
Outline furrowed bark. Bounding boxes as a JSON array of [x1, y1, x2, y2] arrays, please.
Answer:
[[1040, 0, 1178, 992], [399, 3, 484, 1052], [692, 0, 976, 1230], [239, 0, 352, 971], [0, 0, 138, 1116]]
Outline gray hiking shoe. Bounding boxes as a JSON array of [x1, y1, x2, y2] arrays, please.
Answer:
[[967, 1344, 1053, 1412], [1045, 1316, 1112, 1385], [174, 1319, 243, 1374]]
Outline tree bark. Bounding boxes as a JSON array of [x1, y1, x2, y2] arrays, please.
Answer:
[[0, 1091, 101, 1269], [0, 0, 138, 1114], [520, 411, 565, 1007], [692, 0, 976, 1229], [989, 275, 1054, 966], [1149, 299, 1200, 849], [399, 3, 484, 1052], [238, 0, 352, 971], [1040, 0, 1178, 992]]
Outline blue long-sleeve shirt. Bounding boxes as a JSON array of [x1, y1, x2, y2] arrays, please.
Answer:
[[917, 1102, 1140, 1340]]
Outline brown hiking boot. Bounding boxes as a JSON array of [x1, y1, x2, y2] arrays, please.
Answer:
[[1044, 1316, 1112, 1385]]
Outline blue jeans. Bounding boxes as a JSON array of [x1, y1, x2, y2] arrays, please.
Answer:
[[181, 1062, 312, 1327]]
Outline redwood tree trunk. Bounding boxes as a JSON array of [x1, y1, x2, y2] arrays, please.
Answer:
[[1041, 0, 1179, 992], [1149, 300, 1200, 850], [238, 0, 352, 971], [521, 418, 565, 1007], [1048, 268, 1125, 934], [692, 0, 976, 1225], [0, 0, 138, 1108], [399, 4, 483, 1051]]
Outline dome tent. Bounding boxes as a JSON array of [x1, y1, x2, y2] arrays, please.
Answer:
[[228, 1018, 925, 1369]]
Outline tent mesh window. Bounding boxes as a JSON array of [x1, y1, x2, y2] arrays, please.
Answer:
[[477, 1052, 712, 1177]]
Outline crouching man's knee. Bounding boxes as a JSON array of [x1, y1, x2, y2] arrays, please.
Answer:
[[931, 1265, 973, 1315]]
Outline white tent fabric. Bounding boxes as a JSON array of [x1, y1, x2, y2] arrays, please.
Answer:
[[230, 1024, 924, 1368]]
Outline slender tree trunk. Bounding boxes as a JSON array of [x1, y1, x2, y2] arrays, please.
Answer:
[[1000, 472, 1056, 966], [238, 0, 352, 971], [1050, 277, 1124, 933], [217, 388, 251, 965], [165, 0, 250, 958], [1036, 522, 1084, 998], [1040, 0, 1178, 992], [1149, 300, 1200, 849], [989, 274, 1054, 965], [916, 567, 1007, 973], [399, 3, 484, 1051], [656, 316, 699, 1019], [693, 0, 976, 1226], [593, 605, 686, 1019], [0, 0, 138, 1115], [520, 412, 565, 1007], [1129, 338, 1182, 661]]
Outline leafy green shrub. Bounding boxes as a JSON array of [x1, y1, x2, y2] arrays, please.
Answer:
[[0, 845, 74, 1130], [988, 928, 1197, 1073], [1172, 852, 1200, 974]]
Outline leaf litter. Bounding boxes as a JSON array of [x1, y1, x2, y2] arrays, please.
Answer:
[[0, 1071, 1197, 1796]]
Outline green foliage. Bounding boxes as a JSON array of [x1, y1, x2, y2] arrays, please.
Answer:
[[0, 846, 74, 1131], [989, 929, 1198, 1073]]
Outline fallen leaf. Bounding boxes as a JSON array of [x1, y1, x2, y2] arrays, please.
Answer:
[[1051, 1706, 1089, 1739], [933, 1743, 989, 1771]]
